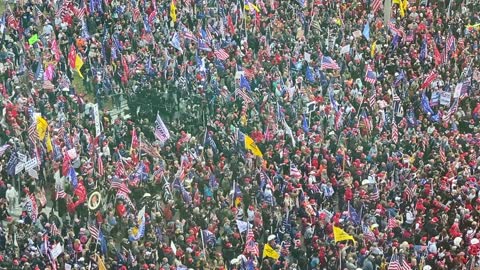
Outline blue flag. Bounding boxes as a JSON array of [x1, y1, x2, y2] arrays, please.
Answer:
[[305, 66, 315, 83], [348, 202, 361, 225], [143, 15, 151, 33], [420, 40, 427, 62], [99, 229, 107, 255], [363, 21, 370, 41], [302, 114, 309, 132], [240, 74, 251, 91], [68, 167, 78, 188], [421, 93, 440, 122]]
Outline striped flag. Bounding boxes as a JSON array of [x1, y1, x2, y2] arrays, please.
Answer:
[[421, 71, 437, 89], [364, 65, 377, 84], [235, 88, 254, 104], [387, 216, 398, 229], [259, 170, 275, 191], [97, 155, 104, 176], [115, 160, 126, 178], [55, 186, 67, 199], [361, 111, 372, 132], [320, 56, 340, 70], [388, 253, 411, 270], [404, 182, 417, 201], [363, 226, 376, 242], [391, 121, 398, 143], [439, 145, 446, 163], [0, 144, 10, 157], [372, 0, 383, 13], [50, 223, 60, 236], [392, 91, 401, 102], [214, 49, 229, 60], [290, 164, 302, 179], [244, 229, 259, 256], [447, 34, 456, 52], [28, 121, 39, 143], [369, 94, 376, 108], [154, 113, 170, 143], [88, 224, 100, 240], [132, 7, 141, 22], [370, 186, 380, 201]]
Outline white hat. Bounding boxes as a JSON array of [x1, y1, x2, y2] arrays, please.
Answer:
[[267, 235, 276, 241]]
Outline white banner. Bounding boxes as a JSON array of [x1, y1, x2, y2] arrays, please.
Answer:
[[17, 153, 27, 163], [24, 158, 38, 171], [440, 91, 451, 106], [50, 244, 64, 260], [93, 103, 102, 137], [15, 163, 24, 175]]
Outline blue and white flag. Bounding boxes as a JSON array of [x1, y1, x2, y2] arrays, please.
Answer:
[[154, 113, 170, 143]]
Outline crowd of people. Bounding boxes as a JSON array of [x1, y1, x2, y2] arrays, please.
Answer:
[[0, 0, 479, 269]]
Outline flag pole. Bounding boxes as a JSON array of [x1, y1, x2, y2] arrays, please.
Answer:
[[200, 229, 208, 262]]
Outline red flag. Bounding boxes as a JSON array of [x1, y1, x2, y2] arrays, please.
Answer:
[[68, 44, 77, 69], [51, 39, 62, 62], [121, 55, 129, 81], [131, 128, 139, 149], [62, 153, 71, 176], [433, 42, 441, 66], [421, 71, 437, 89], [227, 15, 235, 35], [97, 155, 104, 176]]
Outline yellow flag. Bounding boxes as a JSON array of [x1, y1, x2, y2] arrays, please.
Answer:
[[245, 134, 263, 157], [36, 116, 48, 141], [170, 0, 177, 22], [333, 226, 356, 243], [244, 2, 260, 13], [263, 243, 279, 259], [46, 132, 53, 153], [399, 0, 407, 17], [75, 54, 84, 79], [371, 41, 377, 58], [97, 255, 107, 270]]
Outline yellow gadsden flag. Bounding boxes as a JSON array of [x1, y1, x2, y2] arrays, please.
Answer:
[[371, 40, 377, 58], [263, 243, 280, 260], [245, 134, 263, 158], [333, 226, 356, 243], [170, 0, 177, 22], [75, 54, 84, 79], [97, 255, 107, 270], [36, 116, 48, 141], [46, 132, 53, 152]]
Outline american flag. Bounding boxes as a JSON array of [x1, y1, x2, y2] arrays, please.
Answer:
[[388, 22, 404, 37], [0, 144, 10, 157], [370, 186, 380, 201], [388, 253, 411, 270], [371, 0, 382, 14], [97, 155, 104, 176], [148, 10, 157, 23], [244, 229, 259, 256], [259, 170, 275, 191], [404, 182, 417, 201], [154, 113, 170, 143], [421, 71, 437, 89], [439, 145, 447, 163], [443, 99, 459, 122], [392, 91, 401, 102], [387, 216, 398, 229], [364, 65, 377, 84], [115, 160, 126, 177], [235, 88, 254, 104], [290, 164, 302, 179], [391, 121, 398, 143], [363, 225, 376, 242], [88, 224, 100, 240], [180, 24, 197, 42], [28, 121, 39, 143], [214, 49, 229, 60], [6, 13, 19, 30], [369, 94, 376, 108], [321, 56, 340, 70], [50, 223, 60, 236], [74, 6, 86, 20], [441, 48, 448, 65], [422, 135, 429, 150], [56, 186, 67, 199], [361, 111, 372, 132], [447, 35, 456, 52], [56, 0, 74, 21], [132, 7, 141, 22]]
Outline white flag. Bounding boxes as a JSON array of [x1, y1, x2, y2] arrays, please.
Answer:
[[154, 113, 171, 143]]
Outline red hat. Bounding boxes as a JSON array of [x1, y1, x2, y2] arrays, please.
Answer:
[[430, 237, 436, 242], [432, 217, 439, 223]]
